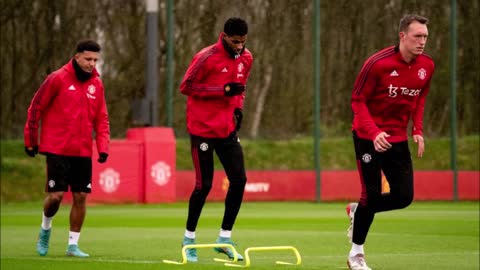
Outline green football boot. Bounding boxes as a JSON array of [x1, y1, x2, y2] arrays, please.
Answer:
[[182, 236, 198, 262], [36, 228, 51, 256], [66, 244, 90, 257], [214, 236, 244, 261]]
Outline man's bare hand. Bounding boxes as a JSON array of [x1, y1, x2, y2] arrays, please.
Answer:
[[413, 134, 425, 158], [374, 132, 392, 152]]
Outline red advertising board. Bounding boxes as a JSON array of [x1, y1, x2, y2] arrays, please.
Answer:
[[177, 170, 316, 202], [89, 140, 144, 203], [458, 171, 480, 200], [177, 170, 479, 201], [127, 127, 176, 203], [60, 130, 478, 204]]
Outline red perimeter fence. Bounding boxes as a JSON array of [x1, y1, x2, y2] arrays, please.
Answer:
[[63, 128, 479, 204]]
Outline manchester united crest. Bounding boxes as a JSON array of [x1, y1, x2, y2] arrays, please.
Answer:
[[362, 153, 372, 163], [418, 68, 427, 80], [200, 142, 208, 151], [237, 63, 244, 73], [99, 168, 120, 193], [88, 85, 96, 94], [151, 161, 171, 186]]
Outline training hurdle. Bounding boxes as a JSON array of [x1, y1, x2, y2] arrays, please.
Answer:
[[163, 243, 239, 264], [225, 246, 302, 268]]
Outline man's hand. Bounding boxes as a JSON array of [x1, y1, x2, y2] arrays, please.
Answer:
[[413, 134, 425, 158], [373, 132, 392, 152], [234, 108, 243, 131], [25, 146, 39, 157], [224, 82, 245, 97], [97, 152, 108, 163]]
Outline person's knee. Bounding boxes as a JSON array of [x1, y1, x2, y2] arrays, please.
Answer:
[[361, 200, 376, 212], [194, 182, 212, 196], [229, 177, 247, 190], [72, 192, 88, 206], [397, 192, 414, 209], [47, 192, 64, 204]]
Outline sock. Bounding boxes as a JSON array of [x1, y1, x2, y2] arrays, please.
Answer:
[[41, 213, 53, 230], [184, 230, 195, 239], [68, 231, 80, 246], [349, 243, 364, 257], [219, 229, 231, 238]]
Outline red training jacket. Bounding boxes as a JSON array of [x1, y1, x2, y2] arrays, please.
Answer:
[[352, 46, 435, 142], [180, 33, 253, 138], [24, 59, 110, 157]]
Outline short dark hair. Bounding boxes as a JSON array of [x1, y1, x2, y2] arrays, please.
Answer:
[[76, 39, 101, 53], [399, 14, 429, 32], [224, 17, 248, 36]]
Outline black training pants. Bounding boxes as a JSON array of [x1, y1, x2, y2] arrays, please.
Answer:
[[186, 133, 247, 232], [352, 131, 414, 245]]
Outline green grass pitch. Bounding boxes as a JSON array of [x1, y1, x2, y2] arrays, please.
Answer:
[[1, 201, 478, 270]]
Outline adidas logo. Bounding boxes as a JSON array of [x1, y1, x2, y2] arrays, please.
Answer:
[[68, 85, 76, 90], [221, 67, 228, 73], [86, 183, 91, 189], [390, 70, 399, 77]]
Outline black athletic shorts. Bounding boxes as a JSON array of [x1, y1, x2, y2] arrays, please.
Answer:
[[45, 154, 92, 193]]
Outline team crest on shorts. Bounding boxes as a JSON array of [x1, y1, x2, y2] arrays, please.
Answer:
[[48, 179, 56, 188], [362, 153, 372, 163], [200, 142, 208, 151]]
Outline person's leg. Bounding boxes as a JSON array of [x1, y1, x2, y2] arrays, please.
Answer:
[[43, 192, 63, 219], [183, 135, 215, 262], [186, 135, 215, 232], [36, 155, 68, 256], [215, 134, 246, 232], [355, 141, 414, 217], [66, 192, 89, 257], [66, 156, 91, 257], [214, 133, 246, 260], [36, 192, 64, 256], [44, 154, 69, 218], [347, 133, 381, 270], [376, 141, 414, 212], [351, 134, 382, 246], [70, 192, 87, 233], [66, 192, 89, 256]]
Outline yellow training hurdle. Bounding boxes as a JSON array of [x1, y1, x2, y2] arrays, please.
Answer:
[[224, 245, 302, 268], [162, 243, 239, 265]]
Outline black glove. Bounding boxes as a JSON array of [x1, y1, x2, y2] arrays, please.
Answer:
[[97, 152, 108, 163], [25, 146, 39, 157], [234, 108, 243, 131], [225, 131, 239, 144], [224, 82, 245, 97]]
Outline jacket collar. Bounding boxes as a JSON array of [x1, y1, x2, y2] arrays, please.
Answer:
[[64, 58, 99, 81]]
